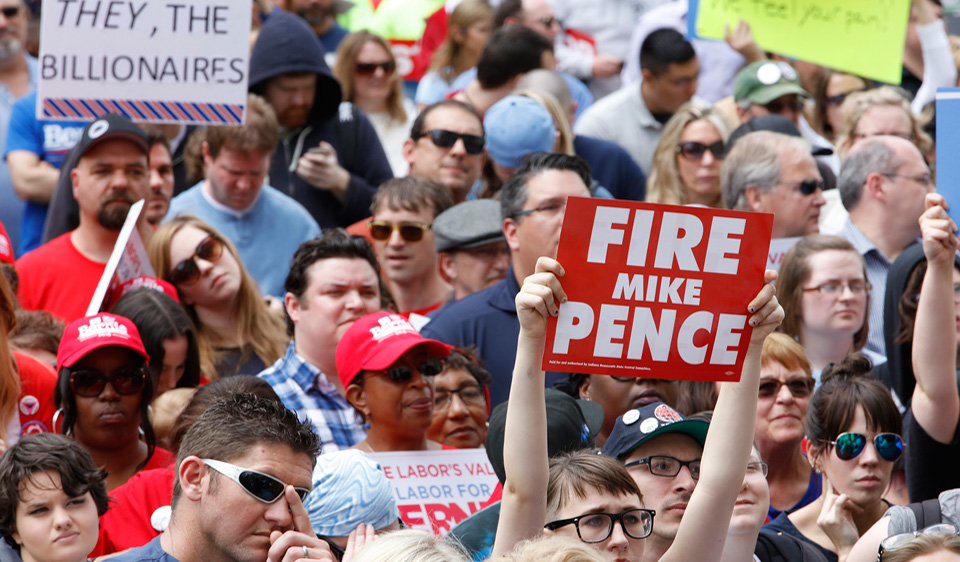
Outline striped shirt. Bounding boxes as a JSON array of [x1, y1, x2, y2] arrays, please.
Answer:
[[258, 341, 366, 453]]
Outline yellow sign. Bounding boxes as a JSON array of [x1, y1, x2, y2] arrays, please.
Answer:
[[696, 0, 910, 84]]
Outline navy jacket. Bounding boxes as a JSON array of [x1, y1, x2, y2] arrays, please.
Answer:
[[421, 265, 567, 409], [574, 135, 646, 202], [249, 13, 394, 227]]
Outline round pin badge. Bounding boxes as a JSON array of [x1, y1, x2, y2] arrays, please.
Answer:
[[756, 63, 782, 85], [151, 505, 172, 532], [778, 62, 798, 82], [19, 395, 39, 416], [88, 119, 109, 139], [640, 418, 659, 434], [622, 409, 641, 425]]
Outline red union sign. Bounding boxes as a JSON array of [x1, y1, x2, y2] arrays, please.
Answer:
[[543, 198, 773, 381]]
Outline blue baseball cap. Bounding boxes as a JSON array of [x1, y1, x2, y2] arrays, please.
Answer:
[[602, 402, 709, 461], [483, 95, 556, 169]]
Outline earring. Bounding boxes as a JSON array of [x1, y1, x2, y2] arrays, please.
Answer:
[[52, 408, 69, 436]]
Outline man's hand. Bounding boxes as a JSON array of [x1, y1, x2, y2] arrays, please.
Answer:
[[296, 142, 351, 202], [592, 54, 624, 78], [516, 257, 566, 340], [267, 486, 335, 562]]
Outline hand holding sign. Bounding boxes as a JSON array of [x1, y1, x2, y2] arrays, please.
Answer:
[[919, 193, 958, 267], [516, 257, 567, 340], [747, 270, 783, 346]]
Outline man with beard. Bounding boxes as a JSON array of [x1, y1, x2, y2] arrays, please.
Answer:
[[281, 0, 348, 55], [143, 131, 174, 226], [0, 0, 37, 256], [15, 114, 149, 322]]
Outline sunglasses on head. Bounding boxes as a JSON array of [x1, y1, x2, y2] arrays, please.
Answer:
[[355, 61, 396, 76], [677, 141, 724, 161], [68, 366, 146, 397], [203, 458, 310, 503], [166, 235, 224, 287], [366, 357, 445, 383], [368, 221, 431, 243], [829, 432, 903, 462], [758, 377, 815, 399], [416, 129, 485, 154]]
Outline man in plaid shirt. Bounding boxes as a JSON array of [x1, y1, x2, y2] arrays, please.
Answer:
[[259, 230, 381, 452]]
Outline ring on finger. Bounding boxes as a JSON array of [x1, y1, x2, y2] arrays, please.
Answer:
[[303, 546, 309, 558]]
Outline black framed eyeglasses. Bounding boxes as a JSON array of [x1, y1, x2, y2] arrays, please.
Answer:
[[677, 140, 724, 161], [166, 235, 224, 286], [366, 358, 445, 384], [203, 458, 310, 503], [544, 508, 655, 543], [624, 456, 701, 480], [758, 377, 815, 399], [512, 201, 566, 219], [434, 384, 486, 409], [415, 129, 485, 154], [68, 365, 147, 397]]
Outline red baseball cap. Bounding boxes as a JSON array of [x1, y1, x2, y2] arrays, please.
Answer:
[[57, 313, 150, 372], [336, 312, 450, 387], [0, 221, 13, 265], [105, 276, 181, 310]]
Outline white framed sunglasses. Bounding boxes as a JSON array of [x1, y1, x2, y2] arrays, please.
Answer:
[[203, 458, 310, 503]]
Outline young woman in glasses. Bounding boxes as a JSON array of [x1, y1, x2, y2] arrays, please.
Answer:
[[755, 333, 820, 520], [333, 30, 417, 177], [426, 347, 490, 449], [491, 256, 783, 561], [148, 216, 286, 380], [0, 433, 109, 562], [763, 355, 903, 562], [776, 235, 882, 383], [54, 313, 174, 491], [645, 102, 733, 209]]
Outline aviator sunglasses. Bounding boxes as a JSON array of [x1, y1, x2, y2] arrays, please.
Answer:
[[203, 458, 310, 503], [677, 140, 724, 161], [166, 235, 224, 286], [368, 221, 431, 243], [829, 432, 903, 462], [68, 365, 146, 397], [414, 129, 485, 154]]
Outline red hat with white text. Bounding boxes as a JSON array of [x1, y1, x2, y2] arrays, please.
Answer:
[[336, 312, 449, 388], [57, 313, 149, 372]]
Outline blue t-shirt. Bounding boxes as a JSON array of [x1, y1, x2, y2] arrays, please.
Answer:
[[102, 536, 180, 562], [5, 91, 86, 254], [319, 23, 349, 55]]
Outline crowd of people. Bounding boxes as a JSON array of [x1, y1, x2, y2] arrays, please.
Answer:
[[1, 0, 960, 561]]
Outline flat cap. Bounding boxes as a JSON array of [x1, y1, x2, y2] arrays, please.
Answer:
[[433, 200, 505, 252]]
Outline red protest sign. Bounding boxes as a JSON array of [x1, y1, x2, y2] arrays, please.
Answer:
[[543, 198, 773, 381]]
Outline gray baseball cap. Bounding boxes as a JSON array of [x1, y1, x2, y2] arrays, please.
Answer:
[[433, 200, 506, 253]]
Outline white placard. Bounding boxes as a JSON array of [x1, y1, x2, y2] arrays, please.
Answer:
[[38, 0, 250, 124]]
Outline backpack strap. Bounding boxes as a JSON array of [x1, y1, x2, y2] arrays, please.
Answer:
[[907, 497, 942, 529]]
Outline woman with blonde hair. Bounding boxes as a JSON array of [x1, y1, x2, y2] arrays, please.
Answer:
[[416, 0, 493, 108], [334, 30, 416, 176], [646, 103, 733, 208], [147, 216, 286, 380], [834, 86, 933, 158]]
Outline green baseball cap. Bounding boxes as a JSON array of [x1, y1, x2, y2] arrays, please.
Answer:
[[734, 61, 811, 105]]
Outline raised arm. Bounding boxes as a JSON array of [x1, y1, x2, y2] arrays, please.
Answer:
[[662, 270, 784, 562], [911, 193, 960, 443], [492, 257, 568, 558]]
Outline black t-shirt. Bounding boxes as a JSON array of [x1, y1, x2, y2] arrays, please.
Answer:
[[905, 392, 960, 502]]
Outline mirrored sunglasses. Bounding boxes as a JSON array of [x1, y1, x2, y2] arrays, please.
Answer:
[[203, 458, 310, 503], [368, 221, 431, 243], [829, 432, 903, 462]]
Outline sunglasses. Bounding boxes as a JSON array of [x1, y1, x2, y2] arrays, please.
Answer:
[[368, 221, 431, 243], [0, 6, 19, 18], [829, 432, 903, 462], [825, 90, 864, 108], [416, 129, 485, 154], [677, 141, 724, 161], [778, 178, 823, 195], [203, 458, 310, 503], [758, 377, 815, 399], [366, 358, 445, 383], [355, 61, 396, 76], [166, 235, 224, 286], [68, 366, 146, 397], [763, 98, 805, 114]]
